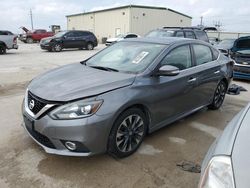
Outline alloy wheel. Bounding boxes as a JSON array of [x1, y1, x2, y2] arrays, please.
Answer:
[[214, 82, 226, 108], [87, 43, 94, 50], [116, 114, 144, 153], [26, 38, 33, 44], [53, 44, 62, 52], [0, 46, 6, 54]]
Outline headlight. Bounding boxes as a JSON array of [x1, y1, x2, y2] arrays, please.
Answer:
[[49, 100, 103, 120], [199, 156, 235, 188]]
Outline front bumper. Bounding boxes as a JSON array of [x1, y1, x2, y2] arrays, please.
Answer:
[[22, 104, 113, 157], [40, 43, 52, 50], [233, 64, 250, 80]]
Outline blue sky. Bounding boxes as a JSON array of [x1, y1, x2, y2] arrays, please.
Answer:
[[1, 0, 250, 34]]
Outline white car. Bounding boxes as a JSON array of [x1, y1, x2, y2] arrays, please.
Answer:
[[105, 33, 140, 46], [0, 30, 18, 54]]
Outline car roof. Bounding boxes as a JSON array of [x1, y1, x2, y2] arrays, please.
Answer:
[[237, 36, 250, 40], [123, 37, 197, 45]]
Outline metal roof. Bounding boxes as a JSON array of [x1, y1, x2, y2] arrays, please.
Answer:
[[66, 5, 192, 19]]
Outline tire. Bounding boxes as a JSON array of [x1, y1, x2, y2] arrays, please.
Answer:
[[0, 45, 6, 55], [86, 42, 94, 50], [26, 38, 34, 44], [208, 81, 227, 110], [52, 43, 62, 52], [108, 108, 147, 158]]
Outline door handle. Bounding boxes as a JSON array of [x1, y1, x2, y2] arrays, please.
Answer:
[[188, 77, 197, 82], [214, 70, 220, 74]]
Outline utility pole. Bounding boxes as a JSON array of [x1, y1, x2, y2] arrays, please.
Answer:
[[30, 9, 34, 30], [200, 16, 203, 26], [214, 21, 222, 30]]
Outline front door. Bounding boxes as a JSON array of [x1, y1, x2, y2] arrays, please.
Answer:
[[149, 44, 199, 127]]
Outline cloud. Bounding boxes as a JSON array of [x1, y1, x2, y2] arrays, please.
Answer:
[[1, 0, 250, 33]]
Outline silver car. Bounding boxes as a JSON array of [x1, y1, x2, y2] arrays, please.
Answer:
[[22, 38, 233, 158], [199, 103, 250, 188]]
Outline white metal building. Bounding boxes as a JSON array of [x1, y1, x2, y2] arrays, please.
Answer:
[[66, 5, 192, 42]]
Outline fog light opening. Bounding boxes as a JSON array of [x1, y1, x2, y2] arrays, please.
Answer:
[[65, 141, 77, 151]]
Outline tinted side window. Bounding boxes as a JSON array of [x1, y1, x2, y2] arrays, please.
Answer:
[[175, 31, 184, 38], [185, 31, 196, 39], [36, 30, 46, 34], [75, 31, 87, 37], [162, 45, 192, 70], [236, 39, 250, 49], [65, 32, 77, 37], [0, 31, 8, 35], [195, 31, 209, 42], [193, 44, 213, 65], [125, 34, 138, 38]]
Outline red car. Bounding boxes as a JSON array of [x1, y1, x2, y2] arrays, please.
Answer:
[[19, 27, 54, 43]]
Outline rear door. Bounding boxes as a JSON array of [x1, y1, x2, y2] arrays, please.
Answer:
[[190, 44, 222, 107], [63, 31, 79, 48], [77, 31, 88, 48]]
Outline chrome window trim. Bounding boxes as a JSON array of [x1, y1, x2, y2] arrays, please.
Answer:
[[24, 90, 55, 119], [234, 62, 250, 67]]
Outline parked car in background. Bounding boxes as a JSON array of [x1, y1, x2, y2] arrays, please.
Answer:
[[145, 27, 209, 43], [215, 39, 236, 55], [105, 33, 140, 46], [216, 37, 250, 80], [40, 30, 98, 52], [0, 30, 18, 54], [199, 103, 250, 188], [19, 27, 54, 43], [23, 37, 233, 158]]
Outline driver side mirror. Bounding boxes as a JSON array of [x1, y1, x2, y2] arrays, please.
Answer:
[[156, 65, 180, 76]]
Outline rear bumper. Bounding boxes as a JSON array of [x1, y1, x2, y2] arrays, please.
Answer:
[[13, 44, 18, 49]]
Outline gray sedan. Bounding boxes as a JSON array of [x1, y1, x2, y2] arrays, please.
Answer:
[[199, 103, 250, 188], [22, 37, 233, 158]]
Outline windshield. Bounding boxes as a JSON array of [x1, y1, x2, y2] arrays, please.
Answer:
[[85, 41, 166, 73], [145, 30, 174, 38], [217, 39, 235, 49], [54, 31, 68, 38]]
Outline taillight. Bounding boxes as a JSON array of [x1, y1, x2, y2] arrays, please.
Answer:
[[13, 37, 17, 44]]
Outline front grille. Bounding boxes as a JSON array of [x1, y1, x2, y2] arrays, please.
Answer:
[[25, 121, 56, 149], [27, 92, 47, 114]]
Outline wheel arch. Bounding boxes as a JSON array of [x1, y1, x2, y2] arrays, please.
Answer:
[[0, 41, 7, 47], [111, 102, 152, 134], [221, 77, 229, 89]]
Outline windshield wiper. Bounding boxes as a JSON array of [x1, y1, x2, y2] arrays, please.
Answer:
[[80, 60, 87, 65], [89, 66, 119, 72]]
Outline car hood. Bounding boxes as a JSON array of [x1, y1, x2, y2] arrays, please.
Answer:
[[41, 36, 58, 41], [231, 104, 250, 188], [28, 63, 135, 101]]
